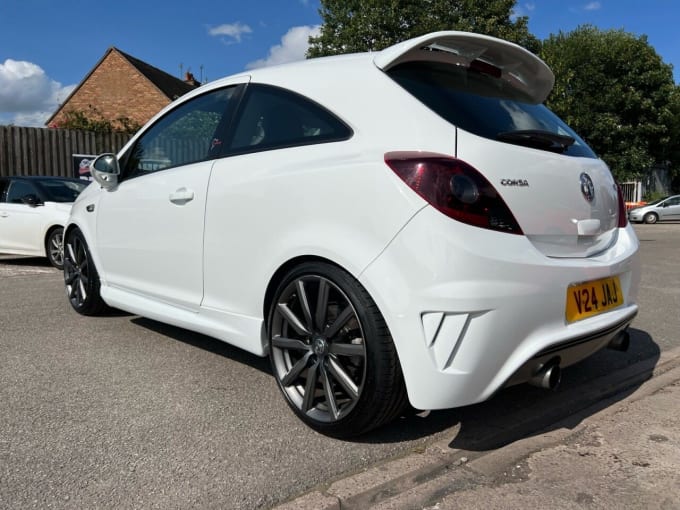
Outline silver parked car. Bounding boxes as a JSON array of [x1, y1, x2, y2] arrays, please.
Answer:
[[628, 195, 680, 224]]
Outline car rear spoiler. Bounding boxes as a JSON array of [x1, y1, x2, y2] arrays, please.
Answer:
[[373, 31, 554, 104]]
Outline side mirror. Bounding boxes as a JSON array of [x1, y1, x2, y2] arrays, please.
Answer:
[[91, 153, 120, 190], [21, 194, 42, 207]]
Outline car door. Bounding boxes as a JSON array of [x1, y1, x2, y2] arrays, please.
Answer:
[[95, 85, 242, 310], [660, 196, 680, 220], [202, 84, 354, 315], [0, 179, 45, 254]]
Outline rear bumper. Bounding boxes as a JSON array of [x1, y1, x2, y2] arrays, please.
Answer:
[[502, 313, 636, 388], [359, 207, 641, 410]]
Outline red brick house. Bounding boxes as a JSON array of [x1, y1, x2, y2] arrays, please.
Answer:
[[47, 47, 199, 130]]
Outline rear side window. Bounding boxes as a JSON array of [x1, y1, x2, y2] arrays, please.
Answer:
[[228, 84, 352, 153], [388, 61, 596, 158]]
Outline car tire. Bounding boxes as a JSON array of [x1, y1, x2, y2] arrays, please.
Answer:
[[63, 228, 110, 316], [45, 227, 64, 270], [643, 212, 658, 224], [267, 261, 408, 437]]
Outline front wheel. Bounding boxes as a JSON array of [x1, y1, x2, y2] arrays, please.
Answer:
[[45, 227, 64, 269], [643, 212, 658, 224], [267, 262, 407, 437], [63, 228, 109, 316]]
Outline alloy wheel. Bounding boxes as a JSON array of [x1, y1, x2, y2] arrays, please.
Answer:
[[63, 233, 90, 308], [270, 275, 367, 423], [48, 229, 64, 268]]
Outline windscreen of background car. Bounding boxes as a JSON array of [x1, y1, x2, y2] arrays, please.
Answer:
[[5, 180, 36, 203], [38, 179, 88, 202], [387, 61, 596, 158]]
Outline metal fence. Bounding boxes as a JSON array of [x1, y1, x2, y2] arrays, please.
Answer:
[[0, 126, 131, 178], [620, 181, 643, 203]]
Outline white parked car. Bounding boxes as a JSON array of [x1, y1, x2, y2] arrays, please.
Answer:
[[63, 31, 640, 436], [0, 176, 88, 269]]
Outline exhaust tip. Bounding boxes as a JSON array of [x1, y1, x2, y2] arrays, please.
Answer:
[[529, 361, 561, 390], [608, 330, 630, 352]]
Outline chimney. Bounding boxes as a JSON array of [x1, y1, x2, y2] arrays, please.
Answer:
[[184, 71, 201, 87]]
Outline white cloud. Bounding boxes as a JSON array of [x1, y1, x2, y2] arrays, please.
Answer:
[[584, 2, 601, 10], [0, 59, 75, 126], [511, 3, 535, 19], [208, 22, 253, 43], [9, 111, 52, 127], [246, 25, 321, 70]]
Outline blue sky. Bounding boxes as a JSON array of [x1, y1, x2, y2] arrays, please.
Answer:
[[0, 0, 677, 127]]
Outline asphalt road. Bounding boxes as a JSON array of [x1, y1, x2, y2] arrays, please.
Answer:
[[0, 223, 677, 509]]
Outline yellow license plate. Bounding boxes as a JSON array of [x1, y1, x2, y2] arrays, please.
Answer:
[[566, 276, 623, 323]]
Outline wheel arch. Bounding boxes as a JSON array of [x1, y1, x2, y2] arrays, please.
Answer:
[[263, 255, 346, 320], [63, 221, 105, 282], [262, 255, 408, 434], [644, 211, 659, 223], [63, 223, 81, 249], [261, 255, 366, 353], [43, 224, 63, 256]]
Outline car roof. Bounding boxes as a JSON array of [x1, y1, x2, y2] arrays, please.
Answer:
[[189, 31, 553, 103], [4, 176, 84, 182], [117, 31, 558, 159]]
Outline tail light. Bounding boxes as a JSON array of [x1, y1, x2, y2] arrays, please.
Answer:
[[616, 185, 628, 228], [385, 152, 523, 235]]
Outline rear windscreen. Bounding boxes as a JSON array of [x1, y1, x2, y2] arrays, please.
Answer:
[[387, 61, 596, 158]]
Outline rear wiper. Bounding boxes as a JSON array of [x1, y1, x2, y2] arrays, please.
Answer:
[[497, 130, 575, 153]]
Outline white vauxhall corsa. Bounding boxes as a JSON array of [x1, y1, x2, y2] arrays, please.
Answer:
[[64, 32, 640, 437]]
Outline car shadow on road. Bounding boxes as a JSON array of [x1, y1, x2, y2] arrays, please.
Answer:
[[0, 256, 53, 267], [127, 317, 659, 450], [356, 327, 659, 449], [131, 317, 272, 372]]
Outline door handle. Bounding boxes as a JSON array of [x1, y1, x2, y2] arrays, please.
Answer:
[[0, 212, 8, 218], [169, 188, 195, 204]]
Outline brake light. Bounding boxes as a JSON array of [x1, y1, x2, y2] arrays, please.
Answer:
[[616, 185, 628, 228], [385, 152, 523, 235]]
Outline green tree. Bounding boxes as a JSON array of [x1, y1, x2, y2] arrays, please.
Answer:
[[668, 86, 680, 182], [540, 25, 677, 181], [307, 0, 539, 58]]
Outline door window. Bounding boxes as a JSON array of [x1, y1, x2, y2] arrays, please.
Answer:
[[122, 86, 240, 180]]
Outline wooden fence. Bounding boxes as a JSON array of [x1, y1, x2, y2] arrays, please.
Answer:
[[0, 126, 131, 178]]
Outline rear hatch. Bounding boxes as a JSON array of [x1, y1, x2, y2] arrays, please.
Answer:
[[377, 31, 620, 258]]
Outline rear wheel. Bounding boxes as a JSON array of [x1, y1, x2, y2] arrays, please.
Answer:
[[267, 262, 407, 437], [45, 227, 64, 269], [643, 212, 658, 224], [63, 228, 109, 316]]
